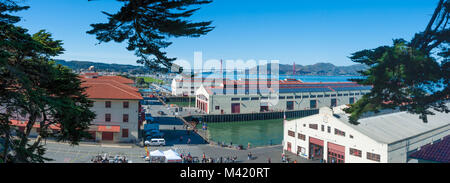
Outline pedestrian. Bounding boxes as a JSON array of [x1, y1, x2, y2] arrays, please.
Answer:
[[230, 141, 233, 147], [180, 136, 183, 142], [268, 158, 271, 163], [173, 126, 176, 131], [247, 142, 251, 149], [187, 138, 191, 144]]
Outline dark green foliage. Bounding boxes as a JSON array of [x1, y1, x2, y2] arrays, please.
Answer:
[[0, 0, 95, 162], [87, 0, 214, 72], [345, 0, 450, 124]]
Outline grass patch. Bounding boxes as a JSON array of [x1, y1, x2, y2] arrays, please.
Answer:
[[137, 76, 164, 84]]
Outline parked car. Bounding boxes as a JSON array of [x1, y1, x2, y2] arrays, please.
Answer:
[[157, 111, 166, 115], [145, 138, 166, 146]]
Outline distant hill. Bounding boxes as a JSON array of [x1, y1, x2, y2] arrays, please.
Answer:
[[250, 62, 368, 76], [55, 59, 367, 76], [55, 60, 150, 74]]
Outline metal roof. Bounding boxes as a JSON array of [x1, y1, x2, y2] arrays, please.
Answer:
[[335, 105, 450, 144]]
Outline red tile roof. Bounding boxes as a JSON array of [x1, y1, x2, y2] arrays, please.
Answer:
[[10, 120, 61, 130], [97, 125, 121, 133], [97, 76, 135, 84], [81, 75, 142, 100], [409, 135, 450, 163]]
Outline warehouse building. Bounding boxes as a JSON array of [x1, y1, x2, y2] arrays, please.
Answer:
[[195, 79, 372, 114], [171, 76, 225, 96], [283, 105, 450, 163]]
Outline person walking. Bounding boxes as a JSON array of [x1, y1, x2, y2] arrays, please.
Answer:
[[187, 138, 191, 144], [267, 158, 271, 163]]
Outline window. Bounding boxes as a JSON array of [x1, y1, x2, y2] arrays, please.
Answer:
[[335, 128, 345, 137], [355, 93, 360, 96], [122, 129, 129, 138], [123, 114, 129, 123], [310, 95, 316, 98], [123, 101, 129, 108], [286, 96, 294, 99], [105, 114, 111, 122], [367, 152, 381, 162], [331, 94, 336, 97], [295, 96, 302, 99], [288, 130, 295, 137], [349, 97, 355, 104], [215, 106, 220, 110], [337, 94, 343, 97], [251, 97, 259, 100], [105, 101, 111, 108], [331, 98, 337, 107], [327, 126, 331, 133], [350, 148, 362, 157], [298, 133, 306, 141], [310, 100, 317, 109], [286, 101, 294, 110], [343, 93, 349, 96], [321, 125, 324, 132], [324, 94, 330, 97], [349, 93, 355, 96], [279, 96, 286, 99], [303, 95, 309, 98], [309, 124, 318, 130], [231, 98, 240, 101], [261, 97, 268, 100], [317, 95, 323, 98], [241, 97, 249, 101]]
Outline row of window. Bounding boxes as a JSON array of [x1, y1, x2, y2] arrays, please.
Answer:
[[306, 123, 353, 139], [350, 148, 380, 162], [105, 101, 130, 108], [105, 114, 129, 123], [230, 97, 356, 106]]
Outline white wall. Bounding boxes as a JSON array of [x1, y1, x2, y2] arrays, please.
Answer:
[[283, 108, 388, 163], [91, 99, 140, 143]]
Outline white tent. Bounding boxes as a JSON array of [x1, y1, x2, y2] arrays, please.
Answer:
[[150, 150, 164, 157], [163, 149, 182, 163]]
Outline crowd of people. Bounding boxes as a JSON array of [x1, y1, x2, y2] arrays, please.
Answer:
[[91, 153, 129, 163]]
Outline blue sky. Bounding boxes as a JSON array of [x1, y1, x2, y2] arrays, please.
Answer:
[[15, 0, 439, 66]]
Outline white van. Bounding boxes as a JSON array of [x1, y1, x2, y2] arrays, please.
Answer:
[[145, 138, 166, 146]]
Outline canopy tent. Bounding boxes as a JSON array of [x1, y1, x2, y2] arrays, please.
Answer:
[[163, 149, 182, 163], [150, 150, 164, 157]]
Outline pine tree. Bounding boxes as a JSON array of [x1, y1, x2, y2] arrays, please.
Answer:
[[345, 0, 449, 124], [87, 0, 214, 72], [0, 0, 96, 163]]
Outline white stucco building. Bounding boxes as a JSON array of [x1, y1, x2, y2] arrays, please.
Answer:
[[82, 75, 143, 143], [283, 105, 450, 163]]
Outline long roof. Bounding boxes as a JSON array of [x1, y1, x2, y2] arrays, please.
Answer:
[[334, 104, 450, 144], [205, 82, 372, 95], [81, 76, 142, 100], [409, 135, 450, 163]]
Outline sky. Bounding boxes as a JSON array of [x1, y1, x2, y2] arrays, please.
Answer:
[[14, 0, 440, 67]]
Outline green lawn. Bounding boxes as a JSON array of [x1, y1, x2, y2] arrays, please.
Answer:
[[137, 76, 164, 84]]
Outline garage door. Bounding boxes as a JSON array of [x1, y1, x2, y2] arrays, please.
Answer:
[[327, 142, 345, 163], [102, 132, 114, 141]]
